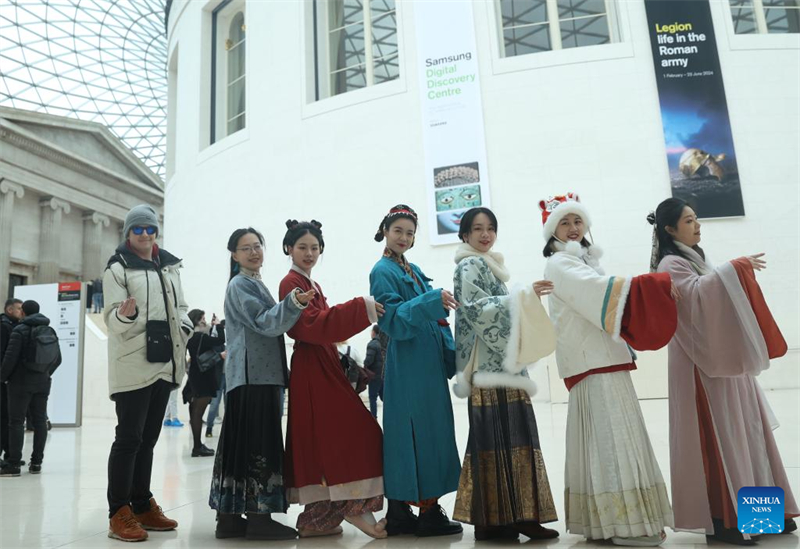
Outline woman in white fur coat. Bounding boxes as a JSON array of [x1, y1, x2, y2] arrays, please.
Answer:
[[451, 207, 559, 542], [542, 193, 678, 547]]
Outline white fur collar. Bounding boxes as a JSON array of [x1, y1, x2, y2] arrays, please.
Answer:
[[454, 243, 511, 283], [552, 240, 604, 272]]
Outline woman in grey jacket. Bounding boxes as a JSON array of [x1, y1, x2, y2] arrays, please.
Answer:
[[209, 227, 314, 541]]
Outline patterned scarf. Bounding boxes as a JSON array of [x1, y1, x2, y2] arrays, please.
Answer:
[[383, 247, 449, 327], [383, 247, 420, 287]]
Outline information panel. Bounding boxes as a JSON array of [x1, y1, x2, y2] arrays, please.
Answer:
[[14, 282, 85, 426]]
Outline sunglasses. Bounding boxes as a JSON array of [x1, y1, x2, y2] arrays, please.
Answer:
[[131, 226, 157, 236]]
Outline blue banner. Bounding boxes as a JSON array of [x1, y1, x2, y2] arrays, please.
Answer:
[[644, 0, 745, 218]]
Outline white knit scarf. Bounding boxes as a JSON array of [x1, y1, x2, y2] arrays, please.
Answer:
[[454, 243, 511, 283]]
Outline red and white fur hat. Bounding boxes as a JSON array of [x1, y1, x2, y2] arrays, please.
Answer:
[[539, 192, 591, 241]]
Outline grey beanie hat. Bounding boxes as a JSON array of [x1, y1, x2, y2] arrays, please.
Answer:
[[123, 204, 160, 238]]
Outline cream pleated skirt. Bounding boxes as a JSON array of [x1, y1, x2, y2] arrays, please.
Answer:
[[565, 370, 674, 540]]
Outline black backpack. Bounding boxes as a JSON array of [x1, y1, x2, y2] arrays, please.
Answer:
[[340, 346, 358, 381], [25, 326, 60, 374]]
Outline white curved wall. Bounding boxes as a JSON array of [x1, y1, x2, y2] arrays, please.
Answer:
[[164, 0, 800, 401]]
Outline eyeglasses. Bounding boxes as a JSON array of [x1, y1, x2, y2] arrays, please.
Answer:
[[236, 244, 263, 254], [131, 226, 157, 235]]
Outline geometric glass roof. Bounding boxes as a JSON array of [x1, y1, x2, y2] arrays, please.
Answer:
[[0, 0, 167, 178]]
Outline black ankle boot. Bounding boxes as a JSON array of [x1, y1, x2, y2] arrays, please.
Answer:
[[782, 518, 797, 535], [245, 513, 297, 540], [707, 518, 756, 546], [416, 504, 463, 537], [385, 500, 417, 536], [474, 525, 519, 541], [215, 513, 247, 539]]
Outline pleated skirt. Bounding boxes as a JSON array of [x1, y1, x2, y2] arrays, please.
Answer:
[[453, 387, 558, 526], [565, 371, 674, 540]]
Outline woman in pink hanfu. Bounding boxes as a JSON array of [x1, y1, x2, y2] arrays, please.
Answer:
[[650, 198, 799, 547]]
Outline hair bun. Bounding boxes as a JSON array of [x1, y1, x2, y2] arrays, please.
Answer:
[[646, 212, 656, 226], [285, 219, 299, 229], [310, 220, 322, 229]]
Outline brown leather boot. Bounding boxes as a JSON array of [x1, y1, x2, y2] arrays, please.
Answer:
[[108, 505, 148, 542], [134, 498, 178, 531]]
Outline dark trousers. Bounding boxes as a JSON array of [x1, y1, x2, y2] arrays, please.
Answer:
[[0, 383, 9, 460], [107, 379, 172, 517], [368, 380, 383, 419], [7, 381, 50, 465]]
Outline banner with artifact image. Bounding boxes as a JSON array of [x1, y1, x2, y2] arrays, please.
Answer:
[[415, 2, 491, 244], [644, 0, 744, 218]]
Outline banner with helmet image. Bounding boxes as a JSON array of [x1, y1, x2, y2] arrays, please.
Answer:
[[644, 0, 744, 218], [414, 1, 491, 245]]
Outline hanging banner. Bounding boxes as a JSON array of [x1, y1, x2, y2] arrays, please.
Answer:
[[415, 2, 490, 245], [644, 0, 744, 218]]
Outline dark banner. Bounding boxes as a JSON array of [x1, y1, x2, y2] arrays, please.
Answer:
[[644, 0, 744, 218]]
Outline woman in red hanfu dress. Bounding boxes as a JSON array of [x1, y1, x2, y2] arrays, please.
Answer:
[[277, 220, 387, 539], [650, 199, 799, 546]]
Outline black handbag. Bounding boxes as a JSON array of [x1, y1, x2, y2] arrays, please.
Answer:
[[197, 334, 223, 373], [142, 268, 175, 364], [146, 320, 173, 363]]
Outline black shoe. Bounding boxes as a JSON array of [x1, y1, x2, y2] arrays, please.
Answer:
[[0, 465, 21, 477], [216, 513, 247, 539], [474, 525, 519, 541], [514, 521, 559, 539], [416, 504, 463, 537], [245, 514, 297, 540], [782, 518, 797, 535], [385, 499, 418, 536], [191, 445, 215, 457], [29, 463, 42, 474], [708, 519, 756, 546]]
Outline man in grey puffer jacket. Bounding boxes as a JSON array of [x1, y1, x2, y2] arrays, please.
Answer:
[[103, 204, 193, 543]]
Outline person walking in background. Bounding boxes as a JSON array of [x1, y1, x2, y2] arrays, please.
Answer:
[[336, 340, 364, 390], [363, 325, 384, 419], [208, 227, 314, 541], [0, 300, 61, 477], [92, 277, 104, 313], [183, 309, 225, 457], [0, 298, 23, 466], [163, 387, 183, 427], [205, 316, 225, 438], [104, 204, 193, 543], [85, 280, 95, 314]]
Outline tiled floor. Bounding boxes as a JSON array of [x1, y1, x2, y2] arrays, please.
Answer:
[[1, 390, 798, 548]]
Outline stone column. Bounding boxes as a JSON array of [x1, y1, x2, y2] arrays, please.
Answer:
[[82, 212, 110, 281], [38, 197, 71, 284], [0, 179, 25, 299]]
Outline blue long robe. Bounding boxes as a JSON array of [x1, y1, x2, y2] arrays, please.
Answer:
[[369, 256, 461, 501]]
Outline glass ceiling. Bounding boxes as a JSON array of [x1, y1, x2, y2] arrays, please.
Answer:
[[0, 0, 168, 179]]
